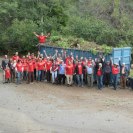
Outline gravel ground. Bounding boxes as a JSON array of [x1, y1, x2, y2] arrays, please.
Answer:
[[0, 68, 133, 133]]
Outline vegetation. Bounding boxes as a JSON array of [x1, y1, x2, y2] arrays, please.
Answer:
[[0, 0, 133, 54], [129, 69, 133, 77]]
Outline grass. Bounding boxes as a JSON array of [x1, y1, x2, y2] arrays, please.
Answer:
[[129, 69, 133, 77]]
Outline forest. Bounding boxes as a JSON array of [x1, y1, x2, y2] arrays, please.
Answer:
[[0, 0, 133, 54]]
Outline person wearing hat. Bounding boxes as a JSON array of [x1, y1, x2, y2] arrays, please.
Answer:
[[112, 61, 120, 90], [119, 59, 129, 89], [96, 63, 104, 90], [86, 59, 94, 88]]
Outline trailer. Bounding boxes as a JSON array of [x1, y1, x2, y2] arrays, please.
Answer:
[[40, 45, 131, 69]]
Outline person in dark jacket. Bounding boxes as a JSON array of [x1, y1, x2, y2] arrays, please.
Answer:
[[1, 55, 9, 83], [104, 61, 112, 87]]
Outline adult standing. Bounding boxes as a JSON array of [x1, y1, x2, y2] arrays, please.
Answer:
[[86, 62, 94, 88], [58, 60, 66, 85], [50, 60, 58, 84], [65, 61, 74, 86], [104, 61, 112, 87], [15, 60, 23, 84], [75, 61, 84, 87], [119, 60, 129, 89], [12, 52, 19, 61], [112, 62, 120, 90], [27, 59, 34, 84], [1, 55, 9, 83], [96, 63, 104, 90], [45, 57, 52, 82]]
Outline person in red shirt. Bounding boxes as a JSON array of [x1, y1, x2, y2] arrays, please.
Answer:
[[27, 59, 34, 84], [45, 58, 52, 82], [33, 32, 50, 50], [32, 58, 37, 81], [12, 52, 19, 61], [65, 61, 74, 86], [112, 62, 119, 90], [75, 61, 84, 87], [22, 60, 28, 81], [96, 63, 103, 90], [4, 66, 11, 83], [37, 58, 45, 82], [15, 60, 23, 84], [50, 60, 58, 84]]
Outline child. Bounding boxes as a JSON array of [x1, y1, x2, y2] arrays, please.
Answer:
[[5, 66, 11, 83]]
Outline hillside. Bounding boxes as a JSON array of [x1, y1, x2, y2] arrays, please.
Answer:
[[0, 0, 133, 54]]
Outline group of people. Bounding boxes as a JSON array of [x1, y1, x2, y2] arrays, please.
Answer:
[[1, 49, 129, 90]]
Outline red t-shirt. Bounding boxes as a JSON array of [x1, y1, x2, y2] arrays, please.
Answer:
[[46, 61, 52, 71], [12, 55, 19, 61], [88, 61, 92, 67], [22, 62, 28, 71], [51, 64, 58, 71], [78, 64, 82, 75], [37, 61, 45, 71], [21, 58, 27, 63], [82, 61, 86, 66], [38, 35, 47, 43], [65, 57, 73, 65], [97, 69, 102, 76], [5, 69, 11, 79], [27, 62, 34, 72], [66, 64, 73, 75], [16, 63, 23, 72], [112, 66, 119, 74]]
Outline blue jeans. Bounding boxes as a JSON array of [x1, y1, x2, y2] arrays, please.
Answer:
[[112, 74, 118, 89], [52, 71, 57, 83], [38, 70, 44, 81], [16, 72, 22, 84], [76, 74, 83, 86], [97, 75, 103, 89]]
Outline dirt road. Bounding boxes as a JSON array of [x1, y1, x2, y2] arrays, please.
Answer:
[[0, 72, 133, 133]]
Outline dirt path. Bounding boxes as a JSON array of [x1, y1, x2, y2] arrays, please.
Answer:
[[0, 71, 133, 133]]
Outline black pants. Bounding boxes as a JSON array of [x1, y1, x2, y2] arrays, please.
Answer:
[[46, 70, 51, 82], [105, 73, 111, 85], [42, 71, 46, 80], [10, 69, 15, 82], [58, 74, 66, 84], [23, 71, 27, 81], [28, 72, 34, 83], [34, 69, 36, 80], [83, 71, 87, 84]]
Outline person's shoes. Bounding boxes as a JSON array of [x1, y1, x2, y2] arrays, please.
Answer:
[[114, 87, 117, 90]]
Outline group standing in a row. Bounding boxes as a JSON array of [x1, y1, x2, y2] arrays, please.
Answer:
[[1, 50, 129, 90]]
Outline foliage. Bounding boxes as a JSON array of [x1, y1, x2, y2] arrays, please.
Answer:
[[0, 0, 133, 55]]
